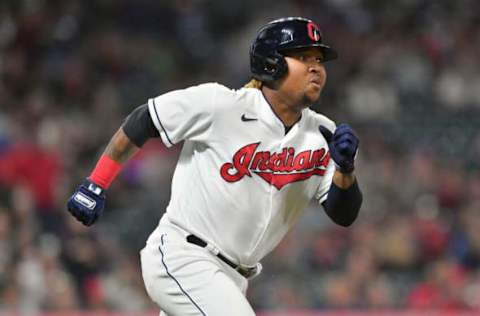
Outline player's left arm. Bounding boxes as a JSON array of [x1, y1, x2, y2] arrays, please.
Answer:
[[319, 124, 363, 227]]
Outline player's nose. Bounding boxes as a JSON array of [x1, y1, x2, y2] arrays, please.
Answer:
[[308, 61, 324, 73], [309, 64, 326, 83]]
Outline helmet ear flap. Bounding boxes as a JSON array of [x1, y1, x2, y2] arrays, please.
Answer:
[[257, 53, 288, 82], [263, 58, 277, 74], [263, 61, 277, 75]]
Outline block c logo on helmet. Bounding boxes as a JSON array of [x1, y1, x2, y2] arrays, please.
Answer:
[[307, 22, 321, 42]]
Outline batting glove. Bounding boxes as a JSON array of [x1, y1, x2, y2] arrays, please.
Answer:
[[67, 179, 106, 226], [319, 123, 359, 174]]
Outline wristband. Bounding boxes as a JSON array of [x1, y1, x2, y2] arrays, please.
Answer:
[[89, 154, 122, 189]]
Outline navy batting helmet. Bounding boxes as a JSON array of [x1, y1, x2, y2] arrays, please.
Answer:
[[250, 17, 338, 83]]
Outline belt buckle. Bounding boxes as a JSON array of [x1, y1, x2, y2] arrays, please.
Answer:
[[236, 265, 256, 278]]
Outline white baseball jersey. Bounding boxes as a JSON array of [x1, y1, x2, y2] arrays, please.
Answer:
[[147, 82, 335, 267]]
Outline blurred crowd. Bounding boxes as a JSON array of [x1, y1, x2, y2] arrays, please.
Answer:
[[1, 0, 480, 313]]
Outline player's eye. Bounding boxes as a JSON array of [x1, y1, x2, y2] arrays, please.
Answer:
[[290, 52, 322, 64]]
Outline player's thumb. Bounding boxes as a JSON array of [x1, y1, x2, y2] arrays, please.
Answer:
[[319, 125, 333, 143]]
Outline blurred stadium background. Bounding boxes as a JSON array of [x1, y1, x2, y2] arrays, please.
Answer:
[[1, 0, 480, 314]]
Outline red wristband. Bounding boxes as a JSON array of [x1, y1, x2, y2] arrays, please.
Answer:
[[89, 154, 123, 189]]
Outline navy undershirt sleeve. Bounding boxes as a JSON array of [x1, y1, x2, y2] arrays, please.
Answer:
[[122, 104, 160, 147], [321, 179, 362, 227]]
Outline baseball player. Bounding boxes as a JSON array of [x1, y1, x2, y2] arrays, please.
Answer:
[[67, 17, 362, 315]]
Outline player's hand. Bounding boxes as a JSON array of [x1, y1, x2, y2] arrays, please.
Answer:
[[67, 179, 106, 226], [319, 123, 359, 174]]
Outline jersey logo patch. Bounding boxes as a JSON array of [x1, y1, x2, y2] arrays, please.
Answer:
[[220, 142, 330, 189]]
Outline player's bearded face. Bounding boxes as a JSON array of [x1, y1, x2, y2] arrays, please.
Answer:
[[281, 48, 327, 106]]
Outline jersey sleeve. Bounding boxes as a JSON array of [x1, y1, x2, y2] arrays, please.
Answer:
[[147, 83, 217, 147], [314, 159, 335, 204], [313, 116, 337, 204]]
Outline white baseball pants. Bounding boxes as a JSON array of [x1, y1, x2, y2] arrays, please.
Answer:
[[140, 217, 256, 316]]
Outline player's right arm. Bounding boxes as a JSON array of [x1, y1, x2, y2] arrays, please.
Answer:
[[67, 83, 217, 226], [66, 104, 159, 226]]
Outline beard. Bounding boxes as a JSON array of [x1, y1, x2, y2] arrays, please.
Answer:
[[301, 89, 321, 107]]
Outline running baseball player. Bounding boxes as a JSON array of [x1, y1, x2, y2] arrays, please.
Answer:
[[67, 17, 362, 315]]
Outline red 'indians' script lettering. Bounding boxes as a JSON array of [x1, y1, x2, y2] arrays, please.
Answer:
[[220, 142, 330, 190]]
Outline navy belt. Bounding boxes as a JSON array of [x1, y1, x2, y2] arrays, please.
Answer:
[[186, 234, 256, 278]]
